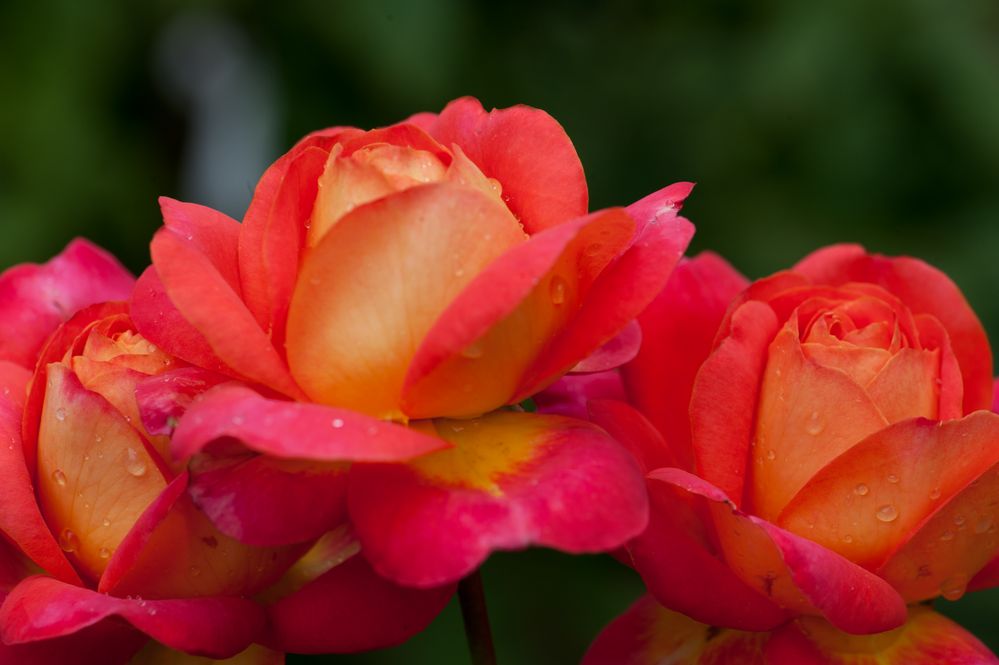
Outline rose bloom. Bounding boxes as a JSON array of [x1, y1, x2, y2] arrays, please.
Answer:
[[128, 97, 694, 594], [548, 245, 999, 662], [0, 242, 452, 663]]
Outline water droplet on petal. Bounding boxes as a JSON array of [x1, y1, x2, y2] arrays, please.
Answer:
[[929, 487, 941, 500], [52, 469, 67, 487], [549, 276, 567, 305], [331, 418, 344, 429], [59, 528, 79, 553], [55, 407, 67, 422], [975, 517, 993, 534], [98, 547, 112, 559], [876, 504, 899, 523], [940, 574, 969, 601], [887, 474, 899, 484], [232, 415, 245, 426], [842, 534, 854, 543], [805, 411, 825, 435], [189, 565, 201, 577], [854, 483, 869, 496], [765, 449, 776, 461], [940, 530, 955, 541], [125, 448, 147, 477], [102, 518, 111, 527]]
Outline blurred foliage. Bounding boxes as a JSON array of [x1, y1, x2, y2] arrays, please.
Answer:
[[2, 0, 999, 662]]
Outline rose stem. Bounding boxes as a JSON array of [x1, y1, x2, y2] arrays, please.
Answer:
[[458, 568, 497, 665]]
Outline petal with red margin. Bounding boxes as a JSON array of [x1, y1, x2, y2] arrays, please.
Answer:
[[0, 612, 145, 665], [285, 183, 525, 419], [188, 452, 348, 547], [238, 145, 330, 344], [170, 384, 447, 463], [267, 553, 453, 654], [349, 411, 648, 587], [0, 576, 265, 659], [514, 214, 694, 401], [622, 252, 749, 471], [130, 267, 233, 377], [151, 227, 301, 398], [794, 244, 993, 414], [422, 97, 587, 234], [582, 594, 767, 665], [765, 607, 999, 665], [865, 348, 940, 422], [158, 198, 241, 293], [570, 320, 642, 373], [0, 389, 79, 584], [779, 413, 999, 572], [628, 475, 790, 630], [99, 473, 299, 600], [915, 314, 964, 420], [749, 323, 889, 521], [649, 468, 907, 634], [401, 208, 634, 419], [0, 239, 134, 368], [135, 367, 231, 437], [623, 181, 695, 234], [689, 300, 780, 504], [128, 643, 284, 664]]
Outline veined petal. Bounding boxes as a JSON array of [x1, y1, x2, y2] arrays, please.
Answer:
[[349, 411, 647, 587], [0, 576, 264, 659]]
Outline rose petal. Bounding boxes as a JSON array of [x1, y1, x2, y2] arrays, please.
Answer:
[[135, 367, 230, 437], [534, 371, 626, 421], [779, 412, 999, 573], [285, 182, 525, 419], [0, 239, 134, 368], [170, 384, 447, 463], [649, 468, 907, 634], [621, 252, 749, 471], [128, 643, 284, 665], [349, 411, 648, 587], [267, 553, 453, 654], [570, 321, 642, 374], [689, 300, 780, 504], [0, 611, 145, 665], [0, 576, 265, 659], [587, 399, 676, 473], [421, 96, 588, 234]]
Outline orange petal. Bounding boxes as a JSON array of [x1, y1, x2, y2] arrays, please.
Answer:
[[779, 412, 999, 572], [36, 364, 167, 582], [749, 323, 888, 520], [865, 348, 940, 422], [286, 183, 525, 419]]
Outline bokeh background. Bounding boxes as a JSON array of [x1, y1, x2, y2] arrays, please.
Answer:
[[3, 0, 999, 662]]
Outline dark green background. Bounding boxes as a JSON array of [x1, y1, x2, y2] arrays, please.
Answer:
[[2, 1, 998, 662]]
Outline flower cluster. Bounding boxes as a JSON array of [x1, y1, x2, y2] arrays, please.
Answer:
[[0, 98, 996, 664]]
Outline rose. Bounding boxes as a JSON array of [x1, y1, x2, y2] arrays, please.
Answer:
[[129, 97, 694, 591], [578, 245, 999, 638], [0, 243, 451, 662], [582, 595, 998, 665]]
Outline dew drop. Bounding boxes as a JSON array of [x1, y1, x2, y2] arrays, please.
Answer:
[[975, 517, 993, 535], [98, 547, 112, 560], [55, 407, 67, 422], [765, 449, 776, 461], [842, 534, 854, 543], [189, 565, 201, 577], [929, 487, 941, 500], [51, 469, 67, 487], [940, 574, 969, 601], [232, 415, 245, 426], [125, 448, 148, 477], [954, 515, 967, 528], [460, 340, 484, 359], [58, 528, 79, 553], [854, 483, 869, 496], [549, 276, 567, 305], [102, 518, 111, 527], [454, 267, 466, 278], [805, 411, 825, 435], [584, 243, 602, 258], [886, 474, 899, 484], [940, 530, 955, 541], [308, 276, 321, 286], [875, 504, 899, 523], [331, 418, 344, 429], [95, 434, 103, 443]]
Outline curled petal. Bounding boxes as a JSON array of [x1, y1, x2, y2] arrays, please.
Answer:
[[170, 385, 447, 463], [349, 411, 648, 587], [0, 576, 265, 659], [587, 399, 676, 473], [267, 553, 453, 654], [0, 239, 133, 368]]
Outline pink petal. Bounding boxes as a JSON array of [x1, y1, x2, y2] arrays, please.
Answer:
[[570, 320, 642, 374], [349, 411, 648, 587], [0, 576, 265, 658], [0, 239, 134, 369], [534, 371, 626, 421]]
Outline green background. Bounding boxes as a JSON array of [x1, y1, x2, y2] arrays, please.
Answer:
[[2, 1, 998, 662]]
